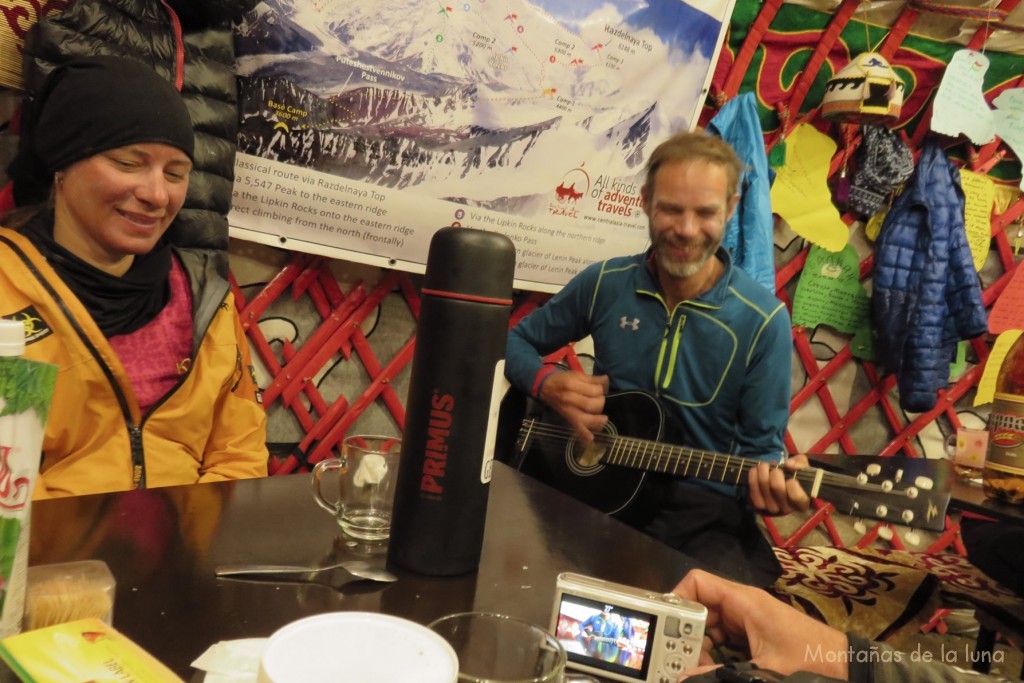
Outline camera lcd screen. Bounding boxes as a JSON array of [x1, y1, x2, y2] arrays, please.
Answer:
[[555, 592, 655, 680]]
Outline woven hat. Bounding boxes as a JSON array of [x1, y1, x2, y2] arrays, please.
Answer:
[[822, 53, 905, 125], [849, 125, 914, 218]]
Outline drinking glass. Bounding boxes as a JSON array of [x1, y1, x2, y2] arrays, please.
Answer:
[[312, 435, 401, 541], [429, 612, 566, 682]]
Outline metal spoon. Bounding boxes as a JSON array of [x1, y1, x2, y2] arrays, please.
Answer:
[[214, 559, 397, 588]]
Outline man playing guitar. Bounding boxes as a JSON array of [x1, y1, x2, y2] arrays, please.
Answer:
[[505, 131, 810, 587]]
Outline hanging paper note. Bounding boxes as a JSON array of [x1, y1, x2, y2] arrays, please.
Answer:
[[989, 262, 1024, 334], [770, 124, 849, 252], [792, 244, 869, 333], [931, 50, 995, 145], [993, 89, 1024, 190], [959, 169, 995, 271], [975, 329, 1024, 406]]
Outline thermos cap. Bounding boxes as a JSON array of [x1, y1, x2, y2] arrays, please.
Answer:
[[423, 227, 516, 302]]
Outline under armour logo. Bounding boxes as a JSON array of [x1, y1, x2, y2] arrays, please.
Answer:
[[620, 316, 640, 330]]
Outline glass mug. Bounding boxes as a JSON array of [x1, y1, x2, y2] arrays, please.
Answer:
[[312, 435, 401, 541], [428, 612, 567, 683], [945, 427, 988, 482]]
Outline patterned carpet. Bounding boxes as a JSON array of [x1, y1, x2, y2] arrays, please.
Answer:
[[771, 546, 1024, 649]]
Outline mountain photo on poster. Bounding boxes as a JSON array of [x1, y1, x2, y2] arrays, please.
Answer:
[[231, 0, 731, 289]]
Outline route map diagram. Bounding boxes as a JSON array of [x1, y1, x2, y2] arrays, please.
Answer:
[[230, 0, 734, 290]]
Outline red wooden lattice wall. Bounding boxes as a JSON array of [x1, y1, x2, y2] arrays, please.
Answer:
[[229, 2, 1024, 562]]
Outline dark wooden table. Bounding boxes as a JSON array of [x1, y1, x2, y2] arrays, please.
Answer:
[[25, 463, 700, 679]]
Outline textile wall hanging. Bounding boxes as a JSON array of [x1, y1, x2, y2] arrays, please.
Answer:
[[0, 1, 71, 90]]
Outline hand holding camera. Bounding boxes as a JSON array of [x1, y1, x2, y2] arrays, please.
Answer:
[[551, 572, 707, 683], [671, 570, 850, 681]]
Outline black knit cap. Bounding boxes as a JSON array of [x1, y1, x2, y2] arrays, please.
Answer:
[[8, 55, 195, 205]]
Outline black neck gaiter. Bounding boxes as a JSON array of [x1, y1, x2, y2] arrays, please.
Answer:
[[22, 213, 173, 337]]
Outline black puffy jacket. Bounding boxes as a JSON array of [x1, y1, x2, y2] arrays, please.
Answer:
[[21, 0, 256, 249]]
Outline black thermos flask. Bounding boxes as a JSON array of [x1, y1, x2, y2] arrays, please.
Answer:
[[387, 227, 516, 575]]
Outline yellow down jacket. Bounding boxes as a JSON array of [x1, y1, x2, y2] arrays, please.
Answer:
[[0, 227, 268, 498]]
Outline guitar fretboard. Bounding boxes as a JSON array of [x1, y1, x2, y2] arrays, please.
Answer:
[[513, 393, 950, 532], [522, 418, 819, 488]]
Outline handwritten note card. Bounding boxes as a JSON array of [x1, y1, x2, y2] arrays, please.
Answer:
[[959, 169, 995, 271], [975, 329, 1024, 406], [932, 50, 996, 144], [792, 244, 869, 334], [770, 124, 849, 252], [994, 89, 1024, 190], [989, 261, 1024, 334]]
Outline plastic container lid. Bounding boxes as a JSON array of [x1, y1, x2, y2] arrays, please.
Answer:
[[258, 612, 458, 683], [0, 319, 26, 357]]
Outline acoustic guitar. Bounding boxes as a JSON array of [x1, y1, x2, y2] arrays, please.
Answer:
[[510, 390, 950, 532]]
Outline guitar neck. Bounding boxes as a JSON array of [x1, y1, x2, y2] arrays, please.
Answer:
[[517, 405, 949, 531], [596, 432, 802, 489]]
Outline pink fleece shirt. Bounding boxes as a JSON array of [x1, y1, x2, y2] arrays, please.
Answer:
[[108, 256, 194, 415]]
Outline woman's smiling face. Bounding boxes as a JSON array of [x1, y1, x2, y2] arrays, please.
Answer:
[[54, 142, 192, 275]]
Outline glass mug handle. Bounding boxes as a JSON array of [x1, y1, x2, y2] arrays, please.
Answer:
[[945, 433, 958, 460], [311, 458, 347, 515]]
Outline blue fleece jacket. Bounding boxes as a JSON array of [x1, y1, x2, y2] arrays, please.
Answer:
[[506, 249, 792, 494]]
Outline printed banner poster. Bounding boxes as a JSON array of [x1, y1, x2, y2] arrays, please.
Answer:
[[229, 0, 735, 291]]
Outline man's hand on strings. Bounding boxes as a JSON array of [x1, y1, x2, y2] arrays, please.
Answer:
[[748, 454, 810, 515], [539, 371, 609, 444]]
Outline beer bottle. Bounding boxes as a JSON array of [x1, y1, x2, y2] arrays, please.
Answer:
[[982, 332, 1024, 504]]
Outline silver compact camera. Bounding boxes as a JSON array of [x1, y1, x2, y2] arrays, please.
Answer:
[[551, 572, 707, 683]]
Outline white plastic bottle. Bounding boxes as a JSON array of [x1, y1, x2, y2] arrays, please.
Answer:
[[0, 319, 58, 635]]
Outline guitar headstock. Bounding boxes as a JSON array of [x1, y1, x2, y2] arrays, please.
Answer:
[[808, 456, 951, 533]]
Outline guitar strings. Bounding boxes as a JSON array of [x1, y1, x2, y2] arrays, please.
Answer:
[[518, 420, 903, 493], [517, 419, 946, 530]]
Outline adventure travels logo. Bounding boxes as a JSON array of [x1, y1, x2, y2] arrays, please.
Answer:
[[591, 175, 643, 218], [549, 166, 644, 222], [550, 165, 590, 218]]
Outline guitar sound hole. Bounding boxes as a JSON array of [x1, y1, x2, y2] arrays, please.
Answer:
[[565, 423, 616, 475]]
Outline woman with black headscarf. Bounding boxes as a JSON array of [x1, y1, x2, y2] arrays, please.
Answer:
[[0, 56, 268, 498]]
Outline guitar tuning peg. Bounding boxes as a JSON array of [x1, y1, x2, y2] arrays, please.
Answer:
[[906, 531, 921, 546], [881, 480, 893, 492], [877, 525, 894, 541], [853, 520, 867, 535], [866, 464, 882, 476], [895, 468, 904, 483]]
